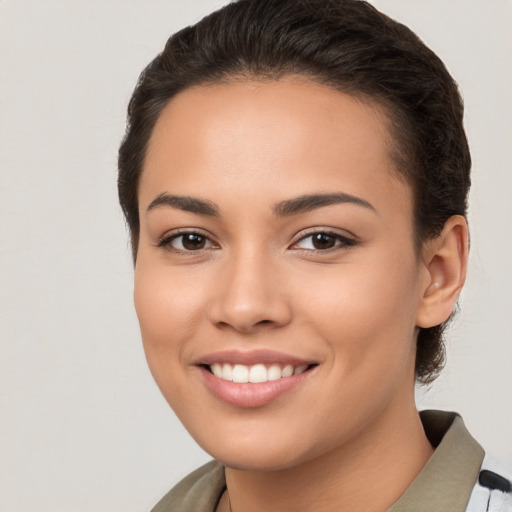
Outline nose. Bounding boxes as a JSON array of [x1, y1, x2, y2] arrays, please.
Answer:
[[207, 249, 292, 334]]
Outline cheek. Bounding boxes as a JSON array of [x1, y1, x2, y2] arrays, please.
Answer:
[[297, 252, 420, 369], [133, 261, 206, 377]]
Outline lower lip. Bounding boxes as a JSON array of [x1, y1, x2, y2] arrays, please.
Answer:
[[199, 366, 313, 408]]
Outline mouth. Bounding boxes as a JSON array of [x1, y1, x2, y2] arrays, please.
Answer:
[[195, 350, 318, 408], [202, 362, 314, 383]]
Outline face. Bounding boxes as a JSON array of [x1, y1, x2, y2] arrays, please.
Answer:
[[135, 79, 430, 471]]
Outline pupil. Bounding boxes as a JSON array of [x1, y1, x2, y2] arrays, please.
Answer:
[[313, 233, 335, 249], [183, 234, 205, 250]]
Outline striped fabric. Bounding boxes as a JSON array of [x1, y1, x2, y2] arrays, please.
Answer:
[[467, 457, 512, 512]]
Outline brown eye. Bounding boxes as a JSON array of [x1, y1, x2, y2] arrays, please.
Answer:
[[311, 233, 336, 249], [181, 233, 206, 250], [162, 232, 216, 252], [292, 231, 356, 252]]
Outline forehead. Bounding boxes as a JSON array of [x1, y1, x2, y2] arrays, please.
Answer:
[[140, 78, 412, 222]]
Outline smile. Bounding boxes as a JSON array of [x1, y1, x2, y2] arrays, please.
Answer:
[[196, 350, 318, 408], [208, 363, 310, 383]]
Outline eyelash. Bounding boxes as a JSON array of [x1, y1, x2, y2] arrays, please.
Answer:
[[291, 230, 357, 253], [157, 229, 357, 254], [157, 230, 217, 253]]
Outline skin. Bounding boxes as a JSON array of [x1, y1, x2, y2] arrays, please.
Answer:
[[134, 78, 468, 512]]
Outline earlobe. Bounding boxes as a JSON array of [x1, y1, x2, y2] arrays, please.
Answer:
[[416, 215, 469, 329]]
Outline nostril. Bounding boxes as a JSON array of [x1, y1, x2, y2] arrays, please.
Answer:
[[207, 288, 293, 333]]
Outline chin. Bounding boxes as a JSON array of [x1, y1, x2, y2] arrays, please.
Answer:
[[210, 446, 308, 472], [188, 419, 329, 473]]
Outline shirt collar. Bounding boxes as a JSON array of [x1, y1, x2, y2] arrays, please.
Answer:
[[386, 410, 484, 512]]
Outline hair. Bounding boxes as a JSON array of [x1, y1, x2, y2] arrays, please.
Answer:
[[118, 0, 471, 384]]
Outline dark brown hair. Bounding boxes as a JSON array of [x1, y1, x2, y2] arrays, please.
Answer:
[[118, 0, 471, 383]]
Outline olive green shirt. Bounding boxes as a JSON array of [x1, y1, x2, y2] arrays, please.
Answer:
[[152, 410, 485, 512]]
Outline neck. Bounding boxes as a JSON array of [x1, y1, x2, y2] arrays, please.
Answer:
[[221, 399, 433, 512]]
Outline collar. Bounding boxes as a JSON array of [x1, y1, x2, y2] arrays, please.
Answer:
[[387, 410, 484, 512]]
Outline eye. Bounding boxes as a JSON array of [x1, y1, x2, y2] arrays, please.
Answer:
[[292, 231, 356, 251], [159, 232, 217, 252]]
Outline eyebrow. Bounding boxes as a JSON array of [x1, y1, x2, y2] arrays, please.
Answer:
[[273, 192, 376, 217], [146, 191, 376, 217], [147, 193, 219, 216]]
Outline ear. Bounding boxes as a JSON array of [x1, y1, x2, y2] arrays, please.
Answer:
[[416, 215, 469, 328]]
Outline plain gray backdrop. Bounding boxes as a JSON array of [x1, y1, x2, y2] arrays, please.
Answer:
[[1, 1, 511, 511]]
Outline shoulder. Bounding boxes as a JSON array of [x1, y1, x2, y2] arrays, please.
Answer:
[[151, 460, 226, 512], [466, 456, 512, 512]]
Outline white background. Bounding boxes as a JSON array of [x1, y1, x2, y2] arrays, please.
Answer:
[[1, 1, 511, 511]]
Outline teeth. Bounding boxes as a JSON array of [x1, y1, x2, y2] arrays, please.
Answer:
[[281, 364, 294, 378], [222, 363, 233, 381], [211, 363, 223, 378], [249, 364, 267, 383], [208, 363, 310, 383], [267, 364, 282, 381], [232, 364, 249, 383], [294, 364, 308, 375]]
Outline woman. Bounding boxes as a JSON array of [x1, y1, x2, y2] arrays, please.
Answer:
[[118, 1, 511, 510]]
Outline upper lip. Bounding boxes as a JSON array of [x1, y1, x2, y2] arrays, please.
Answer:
[[195, 349, 316, 367]]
